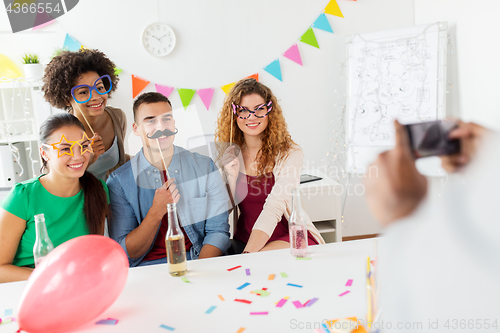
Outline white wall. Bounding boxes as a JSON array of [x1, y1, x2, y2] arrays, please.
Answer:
[[1, 0, 419, 237]]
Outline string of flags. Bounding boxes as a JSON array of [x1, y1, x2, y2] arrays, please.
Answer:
[[59, 0, 345, 110]]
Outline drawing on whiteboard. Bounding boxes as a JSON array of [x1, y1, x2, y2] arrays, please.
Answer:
[[347, 23, 442, 147]]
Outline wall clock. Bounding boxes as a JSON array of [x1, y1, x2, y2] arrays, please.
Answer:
[[141, 22, 176, 57]]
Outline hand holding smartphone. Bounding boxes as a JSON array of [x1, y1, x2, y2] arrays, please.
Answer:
[[404, 120, 461, 158]]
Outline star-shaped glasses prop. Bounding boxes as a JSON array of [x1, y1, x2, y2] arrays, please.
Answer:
[[44, 133, 94, 158]]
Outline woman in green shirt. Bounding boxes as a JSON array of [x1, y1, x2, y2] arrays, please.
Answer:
[[0, 113, 109, 283]]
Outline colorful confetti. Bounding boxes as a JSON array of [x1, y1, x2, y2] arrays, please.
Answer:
[[296, 257, 312, 260], [276, 298, 288, 308], [160, 324, 175, 330], [280, 272, 288, 278], [227, 265, 242, 271], [292, 301, 304, 309], [346, 279, 353, 287], [218, 295, 225, 301], [245, 269, 250, 275], [234, 299, 252, 304], [250, 312, 268, 315], [306, 298, 319, 307], [237, 282, 250, 290], [268, 274, 275, 280], [95, 319, 118, 325], [339, 291, 350, 297], [4, 309, 12, 316], [236, 328, 246, 333], [181, 277, 190, 283], [287, 283, 303, 288], [205, 306, 217, 314]]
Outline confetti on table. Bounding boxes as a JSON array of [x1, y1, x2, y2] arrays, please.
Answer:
[[245, 268, 250, 275], [287, 283, 303, 288], [4, 309, 12, 316], [346, 279, 353, 287], [205, 306, 217, 314], [321, 323, 332, 332], [181, 277, 190, 283], [234, 299, 252, 304], [280, 272, 288, 278], [160, 324, 175, 331], [218, 295, 225, 301], [227, 265, 242, 271], [339, 291, 350, 297], [292, 301, 304, 309], [306, 298, 319, 307], [276, 298, 288, 308], [237, 282, 250, 290], [95, 319, 118, 325], [268, 274, 275, 280], [1, 317, 12, 324], [236, 328, 246, 333], [251, 289, 270, 297], [296, 257, 311, 260], [250, 312, 268, 315]]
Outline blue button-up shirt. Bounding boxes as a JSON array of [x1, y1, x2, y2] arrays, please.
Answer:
[[107, 145, 231, 267]]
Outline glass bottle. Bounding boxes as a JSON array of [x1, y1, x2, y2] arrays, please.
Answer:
[[289, 188, 308, 257], [33, 214, 54, 267], [165, 203, 187, 276]]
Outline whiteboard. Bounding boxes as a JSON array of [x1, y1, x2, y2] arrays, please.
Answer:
[[345, 22, 448, 176]]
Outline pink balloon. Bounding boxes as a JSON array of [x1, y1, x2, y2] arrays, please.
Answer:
[[17, 235, 128, 333]]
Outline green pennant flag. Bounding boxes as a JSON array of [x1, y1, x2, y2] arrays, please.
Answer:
[[177, 88, 196, 110], [114, 67, 123, 76], [300, 27, 320, 49]]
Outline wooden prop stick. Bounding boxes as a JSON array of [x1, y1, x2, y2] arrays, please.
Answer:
[[156, 138, 171, 179], [75, 103, 95, 136]]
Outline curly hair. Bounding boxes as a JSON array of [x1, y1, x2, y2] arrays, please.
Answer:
[[42, 49, 119, 111], [215, 78, 296, 177]]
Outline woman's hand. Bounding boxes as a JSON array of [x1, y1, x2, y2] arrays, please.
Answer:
[[221, 145, 240, 179]]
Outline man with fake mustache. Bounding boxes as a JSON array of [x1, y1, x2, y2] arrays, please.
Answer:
[[106, 92, 230, 266]]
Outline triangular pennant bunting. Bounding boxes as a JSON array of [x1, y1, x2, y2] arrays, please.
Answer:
[[221, 82, 236, 95], [263, 59, 282, 81], [324, 0, 344, 18], [155, 84, 174, 98], [246, 73, 259, 81], [63, 34, 82, 52], [114, 68, 123, 76], [132, 75, 150, 99], [300, 28, 320, 49], [177, 88, 196, 110], [313, 13, 333, 33], [197, 88, 214, 110], [283, 44, 303, 66], [32, 11, 55, 31]]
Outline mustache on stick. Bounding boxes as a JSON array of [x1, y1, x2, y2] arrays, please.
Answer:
[[146, 128, 178, 139]]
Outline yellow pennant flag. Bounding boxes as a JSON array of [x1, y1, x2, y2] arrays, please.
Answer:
[[221, 82, 236, 94], [324, 0, 344, 18]]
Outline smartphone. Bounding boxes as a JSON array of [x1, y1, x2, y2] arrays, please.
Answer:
[[404, 120, 461, 158], [300, 174, 322, 184]]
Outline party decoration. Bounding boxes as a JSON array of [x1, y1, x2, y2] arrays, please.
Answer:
[[156, 84, 174, 98], [263, 59, 282, 81], [177, 88, 196, 110], [49, 134, 78, 158], [287, 283, 303, 288], [246, 73, 259, 81], [132, 75, 150, 98], [114, 68, 123, 76], [237, 282, 250, 290], [17, 235, 128, 333], [78, 132, 95, 155], [283, 44, 303, 66], [205, 306, 217, 314], [324, 0, 344, 18], [221, 82, 236, 95], [63, 34, 82, 52], [197, 88, 214, 110], [227, 265, 241, 271], [313, 13, 333, 33], [300, 28, 320, 49], [32, 11, 55, 31], [0, 54, 23, 79], [245, 268, 251, 275], [160, 324, 175, 331]]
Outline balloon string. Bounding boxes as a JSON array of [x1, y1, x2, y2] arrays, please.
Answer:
[[156, 138, 171, 179], [75, 103, 95, 136]]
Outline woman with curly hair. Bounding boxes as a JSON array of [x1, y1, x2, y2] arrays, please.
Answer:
[[42, 49, 129, 180], [215, 78, 324, 253]]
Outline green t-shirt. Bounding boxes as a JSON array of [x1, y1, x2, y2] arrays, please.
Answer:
[[0, 175, 109, 268]]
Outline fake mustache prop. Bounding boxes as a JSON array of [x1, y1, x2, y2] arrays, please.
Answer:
[[146, 128, 179, 139]]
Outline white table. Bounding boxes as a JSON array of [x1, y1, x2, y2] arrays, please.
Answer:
[[0, 240, 377, 333]]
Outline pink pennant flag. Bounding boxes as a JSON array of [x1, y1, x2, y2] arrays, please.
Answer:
[[155, 84, 174, 98], [32, 11, 55, 31], [197, 88, 214, 110], [283, 44, 303, 66]]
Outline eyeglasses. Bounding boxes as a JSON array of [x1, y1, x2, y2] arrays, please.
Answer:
[[71, 75, 112, 104], [42, 133, 94, 158], [231, 101, 273, 119]]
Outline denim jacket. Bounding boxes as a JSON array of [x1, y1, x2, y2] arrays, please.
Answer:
[[107, 145, 231, 267]]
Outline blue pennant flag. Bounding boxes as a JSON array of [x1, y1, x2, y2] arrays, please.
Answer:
[[312, 13, 333, 33], [263, 59, 282, 81], [63, 34, 82, 52]]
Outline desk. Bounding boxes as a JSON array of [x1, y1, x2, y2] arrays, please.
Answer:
[[300, 170, 343, 243], [0, 240, 377, 333]]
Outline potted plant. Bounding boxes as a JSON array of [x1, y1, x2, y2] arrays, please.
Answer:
[[22, 53, 43, 81]]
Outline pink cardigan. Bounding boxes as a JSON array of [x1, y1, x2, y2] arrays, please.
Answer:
[[249, 147, 325, 245]]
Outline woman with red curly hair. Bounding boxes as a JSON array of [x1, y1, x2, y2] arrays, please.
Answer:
[[215, 78, 324, 253], [42, 49, 129, 180]]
